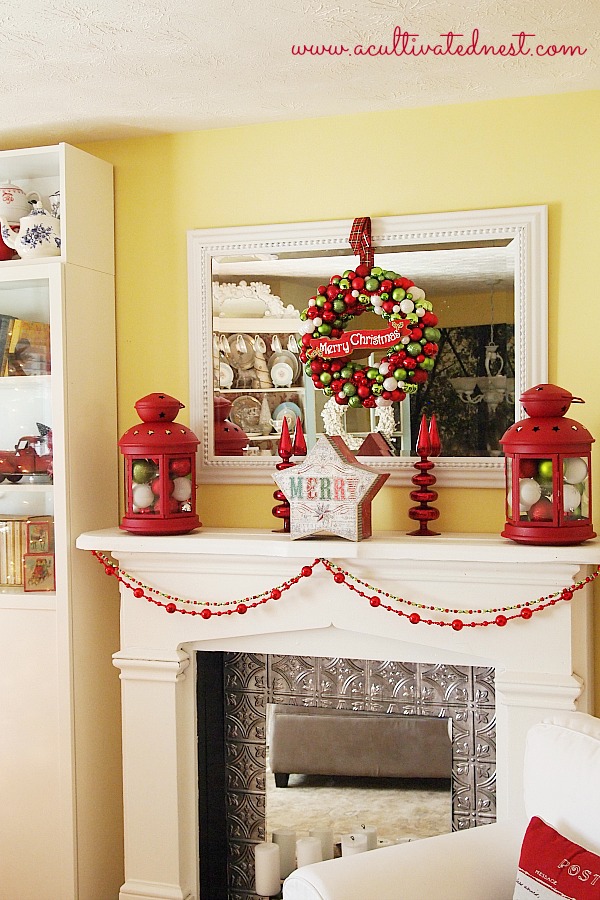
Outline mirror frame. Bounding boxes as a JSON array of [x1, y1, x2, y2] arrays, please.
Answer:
[[188, 205, 547, 487]]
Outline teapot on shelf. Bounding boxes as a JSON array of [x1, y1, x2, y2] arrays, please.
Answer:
[[0, 199, 61, 259], [0, 181, 42, 222]]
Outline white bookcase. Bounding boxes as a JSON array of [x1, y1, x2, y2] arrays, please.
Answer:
[[0, 144, 121, 899]]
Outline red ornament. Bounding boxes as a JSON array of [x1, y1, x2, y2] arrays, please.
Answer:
[[501, 384, 595, 545], [119, 393, 200, 536]]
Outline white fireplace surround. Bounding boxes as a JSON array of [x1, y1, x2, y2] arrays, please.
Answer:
[[75, 527, 599, 900]]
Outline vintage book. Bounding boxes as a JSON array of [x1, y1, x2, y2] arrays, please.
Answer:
[[0, 515, 55, 586], [5, 318, 51, 376], [0, 313, 15, 377]]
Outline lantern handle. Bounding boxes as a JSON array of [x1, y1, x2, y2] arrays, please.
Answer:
[[571, 396, 584, 404]]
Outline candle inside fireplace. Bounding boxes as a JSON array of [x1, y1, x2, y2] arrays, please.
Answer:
[[341, 833, 368, 856], [296, 836, 323, 867], [360, 825, 378, 850], [255, 842, 281, 897], [309, 828, 334, 860], [272, 828, 297, 878]]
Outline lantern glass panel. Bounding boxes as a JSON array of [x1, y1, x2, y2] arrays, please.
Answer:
[[517, 456, 555, 524], [562, 456, 590, 522], [506, 456, 513, 519], [129, 457, 160, 515]]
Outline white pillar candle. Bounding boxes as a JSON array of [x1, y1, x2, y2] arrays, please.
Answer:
[[309, 828, 334, 861], [359, 825, 378, 850], [296, 836, 323, 867], [272, 828, 297, 879], [254, 842, 281, 897], [341, 833, 368, 856]]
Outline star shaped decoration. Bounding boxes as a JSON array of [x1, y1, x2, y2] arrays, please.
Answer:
[[272, 435, 389, 541]]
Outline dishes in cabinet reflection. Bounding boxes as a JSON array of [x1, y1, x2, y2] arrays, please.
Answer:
[[272, 401, 302, 432], [268, 348, 300, 383], [229, 395, 262, 433], [270, 361, 294, 388]]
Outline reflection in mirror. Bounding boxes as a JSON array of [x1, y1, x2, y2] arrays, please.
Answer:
[[265, 702, 452, 848], [188, 208, 547, 485]]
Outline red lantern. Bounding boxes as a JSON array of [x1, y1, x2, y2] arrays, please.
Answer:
[[500, 384, 595, 545], [119, 393, 201, 535]]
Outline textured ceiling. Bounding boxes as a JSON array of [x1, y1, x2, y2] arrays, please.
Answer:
[[0, 0, 597, 146]]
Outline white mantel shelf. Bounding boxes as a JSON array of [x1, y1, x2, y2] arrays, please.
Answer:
[[76, 526, 600, 564], [76, 527, 600, 900]]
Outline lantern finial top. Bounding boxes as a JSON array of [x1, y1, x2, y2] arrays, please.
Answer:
[[520, 384, 583, 419], [134, 393, 184, 424]]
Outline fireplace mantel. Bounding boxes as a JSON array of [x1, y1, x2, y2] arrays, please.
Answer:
[[76, 527, 599, 900]]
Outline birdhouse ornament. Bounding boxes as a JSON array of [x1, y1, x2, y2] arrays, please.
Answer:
[[119, 393, 201, 535], [500, 384, 595, 545]]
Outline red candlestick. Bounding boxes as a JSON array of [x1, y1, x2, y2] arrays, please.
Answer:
[[272, 417, 295, 533], [292, 418, 307, 457], [407, 413, 441, 537]]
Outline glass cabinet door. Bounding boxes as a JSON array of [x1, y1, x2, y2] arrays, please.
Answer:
[[0, 273, 53, 592]]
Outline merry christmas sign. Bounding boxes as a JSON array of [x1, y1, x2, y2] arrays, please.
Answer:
[[272, 435, 389, 541]]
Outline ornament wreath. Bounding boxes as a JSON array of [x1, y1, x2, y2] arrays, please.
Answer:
[[92, 550, 598, 630], [298, 263, 440, 409]]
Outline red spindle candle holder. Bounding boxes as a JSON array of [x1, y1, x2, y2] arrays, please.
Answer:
[[272, 418, 307, 533], [407, 413, 441, 536]]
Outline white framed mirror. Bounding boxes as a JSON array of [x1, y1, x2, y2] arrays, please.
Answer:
[[188, 206, 547, 487]]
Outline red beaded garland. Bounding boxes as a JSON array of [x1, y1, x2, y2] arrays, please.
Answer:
[[91, 550, 597, 630]]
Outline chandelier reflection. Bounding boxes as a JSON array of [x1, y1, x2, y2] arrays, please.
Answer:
[[450, 281, 515, 414]]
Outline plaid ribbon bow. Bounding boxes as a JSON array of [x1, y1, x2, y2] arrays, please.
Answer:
[[348, 216, 374, 270]]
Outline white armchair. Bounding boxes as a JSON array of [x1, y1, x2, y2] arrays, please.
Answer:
[[282, 712, 600, 900]]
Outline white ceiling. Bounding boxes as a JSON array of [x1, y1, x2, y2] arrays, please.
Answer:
[[0, 0, 598, 147]]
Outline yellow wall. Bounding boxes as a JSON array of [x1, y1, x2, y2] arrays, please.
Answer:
[[80, 88, 600, 706]]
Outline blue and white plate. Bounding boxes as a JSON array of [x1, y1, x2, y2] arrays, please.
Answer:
[[272, 401, 303, 430]]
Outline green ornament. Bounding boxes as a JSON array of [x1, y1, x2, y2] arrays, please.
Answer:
[[366, 368, 379, 380], [424, 327, 441, 342], [420, 358, 435, 371], [372, 384, 383, 395], [317, 324, 332, 335], [320, 372, 332, 385], [365, 277, 380, 292], [340, 366, 353, 379], [394, 368, 407, 381], [392, 287, 406, 301], [538, 460, 553, 480], [348, 395, 362, 408], [407, 342, 422, 357], [316, 296, 326, 308], [342, 383, 357, 397], [132, 459, 157, 484]]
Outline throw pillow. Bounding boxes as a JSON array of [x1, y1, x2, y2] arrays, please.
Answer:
[[514, 816, 600, 899]]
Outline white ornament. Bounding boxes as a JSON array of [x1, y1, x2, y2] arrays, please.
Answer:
[[132, 483, 154, 509], [301, 319, 315, 334], [519, 478, 542, 510], [313, 317, 322, 327], [563, 457, 588, 484], [372, 296, 383, 307], [172, 477, 192, 502], [376, 397, 392, 407], [352, 290, 360, 297], [378, 362, 390, 375], [383, 377, 398, 391], [308, 298, 316, 306], [401, 336, 411, 344], [416, 307, 426, 317], [373, 307, 384, 315], [399, 298, 415, 314], [392, 305, 400, 313], [407, 286, 425, 301], [563, 483, 582, 512]]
